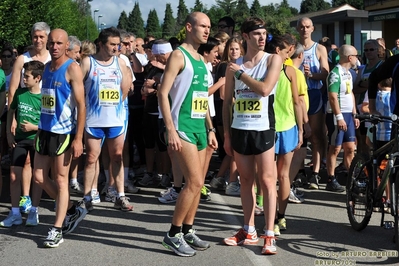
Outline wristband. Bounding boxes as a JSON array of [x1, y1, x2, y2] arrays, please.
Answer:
[[308, 72, 313, 78], [152, 82, 158, 89], [234, 69, 244, 80], [335, 114, 344, 121]]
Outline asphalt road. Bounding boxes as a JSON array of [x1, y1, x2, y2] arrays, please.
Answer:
[[1, 158, 399, 266]]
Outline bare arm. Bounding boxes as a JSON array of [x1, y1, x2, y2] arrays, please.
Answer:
[[227, 54, 282, 97], [310, 44, 329, 81], [68, 62, 86, 158], [130, 53, 144, 73], [208, 77, 225, 96], [8, 55, 25, 105], [158, 50, 184, 151], [6, 108, 16, 148], [118, 57, 133, 100], [222, 67, 235, 156]]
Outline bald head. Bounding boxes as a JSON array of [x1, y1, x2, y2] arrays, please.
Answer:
[[297, 17, 312, 28], [48, 29, 70, 59], [339, 44, 356, 58]]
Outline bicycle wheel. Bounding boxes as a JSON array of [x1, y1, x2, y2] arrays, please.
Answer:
[[346, 154, 373, 231], [393, 172, 399, 254]]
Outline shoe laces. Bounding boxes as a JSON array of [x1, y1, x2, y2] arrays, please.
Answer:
[[46, 228, 59, 240], [175, 232, 190, 247]]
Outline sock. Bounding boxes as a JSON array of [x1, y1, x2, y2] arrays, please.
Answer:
[[53, 226, 62, 231], [174, 187, 181, 193], [70, 178, 78, 185], [312, 171, 318, 176], [298, 168, 306, 175], [12, 207, 20, 215], [67, 205, 76, 215], [118, 192, 125, 198], [104, 170, 110, 184], [243, 224, 255, 233], [277, 213, 285, 220], [182, 224, 193, 234], [265, 230, 275, 237], [91, 189, 98, 195], [169, 224, 181, 237], [31, 206, 37, 213], [256, 195, 263, 207], [124, 167, 129, 182], [328, 175, 335, 182]]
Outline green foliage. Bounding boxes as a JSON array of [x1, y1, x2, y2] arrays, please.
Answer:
[[146, 9, 162, 39], [117, 11, 129, 30], [250, 0, 264, 18], [128, 2, 145, 37], [331, 0, 363, 9], [216, 0, 237, 15], [191, 0, 207, 13], [233, 0, 250, 31], [300, 0, 331, 14], [207, 6, 226, 34], [162, 3, 175, 39], [176, 27, 186, 42], [176, 0, 189, 35]]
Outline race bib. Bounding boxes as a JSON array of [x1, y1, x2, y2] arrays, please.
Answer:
[[99, 87, 120, 106], [42, 88, 56, 114], [235, 99, 262, 114], [191, 91, 208, 118]]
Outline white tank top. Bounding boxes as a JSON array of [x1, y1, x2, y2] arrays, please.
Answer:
[[231, 53, 276, 131], [20, 51, 51, 88]]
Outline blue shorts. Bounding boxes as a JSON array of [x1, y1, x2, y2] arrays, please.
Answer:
[[275, 125, 299, 155], [308, 89, 323, 115], [326, 113, 356, 146], [86, 126, 125, 139]]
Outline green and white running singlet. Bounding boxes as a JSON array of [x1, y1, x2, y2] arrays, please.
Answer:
[[326, 64, 354, 114], [168, 47, 209, 133]]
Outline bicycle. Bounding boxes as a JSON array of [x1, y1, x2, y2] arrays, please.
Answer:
[[346, 113, 399, 254]]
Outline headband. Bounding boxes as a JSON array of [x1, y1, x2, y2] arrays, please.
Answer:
[[244, 24, 266, 34], [152, 43, 173, 55]]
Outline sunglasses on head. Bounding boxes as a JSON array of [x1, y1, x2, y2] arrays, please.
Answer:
[[364, 48, 376, 52]]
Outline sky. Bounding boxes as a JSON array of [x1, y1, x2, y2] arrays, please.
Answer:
[[90, 0, 303, 28]]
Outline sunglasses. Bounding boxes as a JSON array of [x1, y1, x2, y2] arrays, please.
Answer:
[[364, 48, 376, 52], [122, 41, 130, 46], [218, 25, 229, 29], [1, 54, 12, 58]]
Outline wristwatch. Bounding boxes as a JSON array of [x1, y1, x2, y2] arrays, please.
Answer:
[[234, 69, 244, 80], [207, 128, 216, 133], [308, 72, 313, 78]]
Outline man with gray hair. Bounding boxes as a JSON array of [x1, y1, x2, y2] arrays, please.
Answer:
[[66, 36, 81, 62], [7, 21, 52, 227]]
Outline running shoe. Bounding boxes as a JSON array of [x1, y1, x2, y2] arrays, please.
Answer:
[[225, 181, 240, 196], [105, 187, 117, 203], [114, 196, 133, 211], [159, 174, 172, 188], [162, 232, 196, 257], [19, 196, 32, 214], [308, 174, 320, 189], [158, 188, 179, 204], [278, 218, 286, 231], [261, 235, 277, 255], [70, 182, 84, 192], [209, 176, 227, 190], [0, 211, 22, 227], [326, 178, 345, 192], [91, 191, 101, 204], [138, 173, 154, 187], [100, 183, 109, 195], [43, 228, 64, 248], [79, 198, 93, 212], [62, 205, 87, 235], [184, 229, 210, 250], [335, 162, 347, 174], [200, 186, 211, 202], [273, 224, 280, 236], [125, 180, 140, 194], [223, 228, 259, 246], [288, 188, 304, 204], [26, 209, 39, 226], [255, 205, 264, 216]]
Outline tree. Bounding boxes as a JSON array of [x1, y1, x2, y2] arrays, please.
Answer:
[[233, 0, 250, 31], [216, 0, 237, 16], [117, 11, 129, 30], [207, 6, 226, 33], [331, 0, 363, 9], [191, 0, 206, 13], [146, 9, 162, 39], [162, 3, 175, 39], [176, 0, 189, 35], [300, 0, 330, 14], [250, 0, 264, 19], [127, 2, 145, 37]]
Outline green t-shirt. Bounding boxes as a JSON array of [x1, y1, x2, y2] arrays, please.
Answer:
[[10, 87, 41, 140], [0, 69, 5, 93]]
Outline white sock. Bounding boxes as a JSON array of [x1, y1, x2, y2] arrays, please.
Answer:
[[244, 225, 255, 233], [265, 230, 275, 237], [104, 170, 110, 184], [118, 192, 125, 198], [70, 178, 78, 185], [91, 188, 98, 195]]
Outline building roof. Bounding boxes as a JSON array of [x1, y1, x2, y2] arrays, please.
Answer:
[[289, 4, 369, 27]]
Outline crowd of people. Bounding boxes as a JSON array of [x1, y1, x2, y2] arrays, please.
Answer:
[[0, 11, 398, 257]]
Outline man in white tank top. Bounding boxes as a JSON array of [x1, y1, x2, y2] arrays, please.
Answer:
[[222, 17, 282, 255], [297, 17, 329, 189]]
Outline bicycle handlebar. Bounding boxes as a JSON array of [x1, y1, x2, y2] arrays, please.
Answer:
[[355, 113, 398, 124]]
